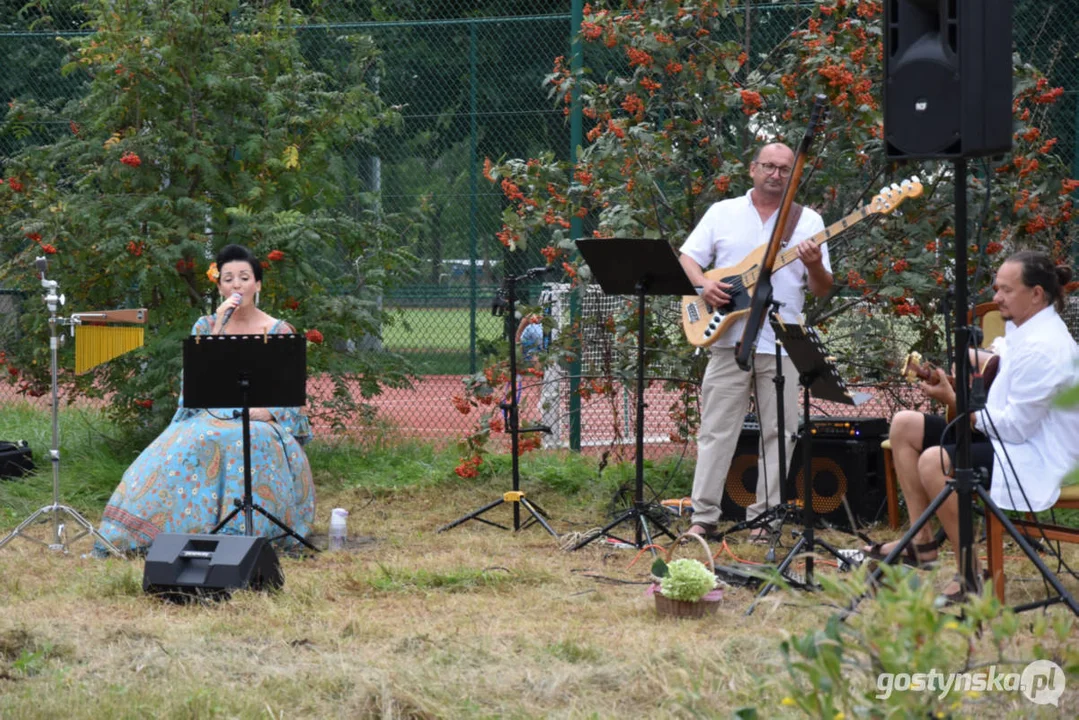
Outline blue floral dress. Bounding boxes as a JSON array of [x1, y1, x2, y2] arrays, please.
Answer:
[[95, 317, 315, 554]]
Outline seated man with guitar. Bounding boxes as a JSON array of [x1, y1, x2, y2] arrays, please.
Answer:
[[679, 142, 833, 540], [864, 251, 1079, 603]]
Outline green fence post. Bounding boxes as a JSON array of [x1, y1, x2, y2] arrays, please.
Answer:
[[568, 0, 584, 451], [469, 19, 479, 375]]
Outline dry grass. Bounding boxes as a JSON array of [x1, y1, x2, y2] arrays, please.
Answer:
[[1, 476, 1078, 719]]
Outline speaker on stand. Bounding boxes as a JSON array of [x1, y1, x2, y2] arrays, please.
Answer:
[[883, 0, 1012, 160]]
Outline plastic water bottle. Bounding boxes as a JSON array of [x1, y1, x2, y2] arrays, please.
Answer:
[[328, 508, 349, 551]]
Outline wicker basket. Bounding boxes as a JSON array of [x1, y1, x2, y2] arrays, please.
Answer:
[[654, 590, 720, 618], [652, 531, 722, 619]]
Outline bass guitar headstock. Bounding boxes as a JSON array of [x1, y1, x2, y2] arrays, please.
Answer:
[[867, 176, 923, 216]]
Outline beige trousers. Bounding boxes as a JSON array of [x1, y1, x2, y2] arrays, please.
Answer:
[[691, 348, 799, 526]]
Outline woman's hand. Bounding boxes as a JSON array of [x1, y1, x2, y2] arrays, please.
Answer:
[[213, 293, 242, 334], [249, 408, 274, 422]]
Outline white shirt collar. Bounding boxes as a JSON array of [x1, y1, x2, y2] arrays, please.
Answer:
[[1008, 304, 1058, 343]]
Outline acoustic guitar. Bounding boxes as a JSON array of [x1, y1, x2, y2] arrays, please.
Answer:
[[681, 177, 923, 348], [900, 350, 1000, 421]]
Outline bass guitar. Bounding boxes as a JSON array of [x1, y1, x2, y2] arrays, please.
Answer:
[[681, 177, 923, 348]]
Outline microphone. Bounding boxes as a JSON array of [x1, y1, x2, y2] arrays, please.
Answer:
[[220, 292, 242, 330]]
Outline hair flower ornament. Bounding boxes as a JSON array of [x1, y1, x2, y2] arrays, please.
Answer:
[[206, 262, 219, 282]]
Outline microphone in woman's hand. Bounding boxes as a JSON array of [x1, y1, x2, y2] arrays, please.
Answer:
[[220, 292, 242, 329]]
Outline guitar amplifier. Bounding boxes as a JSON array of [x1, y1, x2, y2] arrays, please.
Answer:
[[808, 417, 888, 440], [721, 420, 889, 528]]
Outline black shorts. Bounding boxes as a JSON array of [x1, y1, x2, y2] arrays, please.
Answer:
[[921, 413, 994, 482]]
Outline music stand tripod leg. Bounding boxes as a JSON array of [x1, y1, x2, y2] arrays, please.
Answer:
[[248, 502, 320, 552]]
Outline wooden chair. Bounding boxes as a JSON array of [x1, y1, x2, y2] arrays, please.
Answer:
[[880, 302, 1007, 529], [986, 486, 1079, 602]]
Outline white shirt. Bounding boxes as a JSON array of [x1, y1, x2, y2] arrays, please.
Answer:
[[679, 189, 830, 355], [977, 305, 1079, 511]]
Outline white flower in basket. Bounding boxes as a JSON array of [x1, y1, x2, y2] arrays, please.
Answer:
[[649, 533, 723, 618]]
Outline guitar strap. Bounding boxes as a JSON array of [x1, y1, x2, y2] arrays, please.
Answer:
[[779, 203, 804, 249]]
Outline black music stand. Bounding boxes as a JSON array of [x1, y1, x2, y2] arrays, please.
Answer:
[[571, 238, 697, 551], [183, 334, 318, 552], [747, 315, 861, 614]]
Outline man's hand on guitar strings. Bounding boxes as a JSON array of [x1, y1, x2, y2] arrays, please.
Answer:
[[795, 240, 824, 268], [700, 277, 732, 306], [921, 368, 955, 405]]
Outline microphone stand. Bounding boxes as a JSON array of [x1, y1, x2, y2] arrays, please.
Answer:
[[439, 267, 557, 535]]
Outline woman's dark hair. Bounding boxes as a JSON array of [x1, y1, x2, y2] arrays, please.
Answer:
[[1007, 250, 1073, 312], [215, 244, 262, 282]]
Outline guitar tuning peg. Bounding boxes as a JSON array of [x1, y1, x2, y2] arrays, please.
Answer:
[[891, 183, 901, 191], [911, 175, 920, 183], [879, 187, 889, 196]]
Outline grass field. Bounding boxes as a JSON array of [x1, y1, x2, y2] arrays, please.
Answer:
[[383, 307, 504, 351], [381, 307, 506, 374], [1, 402, 1077, 718]]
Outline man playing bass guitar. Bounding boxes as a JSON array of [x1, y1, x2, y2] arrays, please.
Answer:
[[679, 142, 833, 540]]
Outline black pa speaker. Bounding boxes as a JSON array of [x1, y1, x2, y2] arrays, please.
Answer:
[[143, 533, 283, 602], [719, 427, 888, 528], [883, 0, 1013, 160]]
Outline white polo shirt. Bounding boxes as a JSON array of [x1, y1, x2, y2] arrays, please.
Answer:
[[679, 189, 830, 355], [976, 305, 1079, 511]]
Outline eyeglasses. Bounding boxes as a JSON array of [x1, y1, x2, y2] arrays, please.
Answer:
[[755, 162, 793, 178]]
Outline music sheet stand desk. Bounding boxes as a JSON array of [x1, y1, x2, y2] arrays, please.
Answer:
[[571, 238, 697, 551], [747, 315, 861, 613], [183, 333, 317, 552]]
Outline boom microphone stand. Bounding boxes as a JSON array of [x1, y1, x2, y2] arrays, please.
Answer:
[[438, 267, 557, 536], [855, 160, 1079, 616], [0, 258, 123, 557], [706, 303, 801, 553]]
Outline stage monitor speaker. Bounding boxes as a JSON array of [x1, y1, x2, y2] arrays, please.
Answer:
[[883, 0, 1013, 160], [720, 428, 887, 528], [143, 533, 283, 602]]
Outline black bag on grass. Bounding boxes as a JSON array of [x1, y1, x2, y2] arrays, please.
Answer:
[[0, 441, 34, 479]]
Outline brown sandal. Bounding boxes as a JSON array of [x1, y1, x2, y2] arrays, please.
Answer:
[[685, 523, 718, 542], [939, 572, 984, 607], [863, 537, 940, 568]]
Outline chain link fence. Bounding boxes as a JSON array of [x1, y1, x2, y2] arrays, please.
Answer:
[[2, 1, 1078, 453]]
